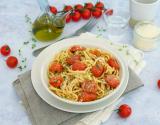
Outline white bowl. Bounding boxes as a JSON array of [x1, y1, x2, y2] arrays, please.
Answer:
[[40, 38, 129, 106]]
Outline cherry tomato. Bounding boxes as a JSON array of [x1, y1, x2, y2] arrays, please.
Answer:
[[66, 14, 72, 23], [49, 76, 63, 88], [157, 80, 160, 89], [81, 9, 91, 20], [63, 5, 73, 12], [79, 92, 97, 102], [118, 104, 132, 118], [70, 45, 85, 52], [66, 55, 81, 65], [49, 62, 63, 73], [71, 11, 81, 22], [6, 56, 18, 68], [72, 61, 86, 71], [74, 4, 83, 11], [0, 45, 11, 56], [84, 2, 94, 10], [90, 49, 101, 56], [81, 80, 97, 93], [50, 6, 57, 14], [95, 1, 104, 10], [91, 63, 104, 77], [105, 9, 113, 16], [105, 75, 120, 88], [92, 8, 102, 18], [108, 58, 120, 70]]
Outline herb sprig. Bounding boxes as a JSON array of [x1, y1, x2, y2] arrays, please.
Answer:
[[17, 14, 38, 71]]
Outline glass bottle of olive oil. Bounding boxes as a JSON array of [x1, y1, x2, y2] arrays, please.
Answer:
[[32, 13, 65, 42]]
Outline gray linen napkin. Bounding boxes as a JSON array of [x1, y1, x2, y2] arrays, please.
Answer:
[[12, 68, 143, 125]]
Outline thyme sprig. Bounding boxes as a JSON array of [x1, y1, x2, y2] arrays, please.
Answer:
[[25, 14, 32, 24], [96, 26, 107, 32], [17, 14, 38, 71]]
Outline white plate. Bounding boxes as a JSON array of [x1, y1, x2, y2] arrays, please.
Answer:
[[31, 37, 129, 113]]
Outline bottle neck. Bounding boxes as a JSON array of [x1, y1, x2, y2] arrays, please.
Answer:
[[37, 0, 49, 12]]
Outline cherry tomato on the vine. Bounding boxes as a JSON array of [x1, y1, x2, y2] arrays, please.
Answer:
[[84, 2, 94, 10], [95, 2, 104, 10], [63, 5, 73, 12], [106, 9, 113, 16], [81, 9, 91, 20], [92, 8, 102, 18], [50, 6, 57, 14], [71, 11, 81, 22], [74, 4, 83, 11]]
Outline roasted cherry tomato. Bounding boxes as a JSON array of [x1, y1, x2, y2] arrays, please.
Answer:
[[50, 6, 57, 14], [81, 80, 97, 93], [92, 8, 102, 18], [79, 92, 97, 102], [108, 58, 120, 70], [0, 45, 11, 56], [91, 63, 104, 77], [71, 11, 81, 22], [70, 45, 85, 52], [84, 2, 94, 10], [74, 4, 83, 11], [105, 75, 120, 88], [90, 49, 101, 56], [81, 9, 91, 20], [66, 55, 81, 65], [49, 62, 63, 73], [49, 76, 63, 88], [63, 5, 73, 12], [66, 14, 72, 23], [72, 61, 86, 71], [105, 9, 113, 16], [6, 56, 18, 68], [95, 1, 104, 10], [118, 104, 132, 118]]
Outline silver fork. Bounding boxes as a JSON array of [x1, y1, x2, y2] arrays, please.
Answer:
[[32, 17, 97, 57]]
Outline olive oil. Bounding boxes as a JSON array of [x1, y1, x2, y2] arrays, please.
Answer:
[[32, 13, 65, 42]]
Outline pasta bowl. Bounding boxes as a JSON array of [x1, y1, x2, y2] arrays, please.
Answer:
[[40, 37, 129, 106]]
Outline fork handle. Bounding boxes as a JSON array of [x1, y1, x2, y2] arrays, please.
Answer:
[[32, 45, 49, 57], [32, 37, 65, 57]]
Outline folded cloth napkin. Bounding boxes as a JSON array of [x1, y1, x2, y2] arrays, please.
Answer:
[[13, 33, 145, 125], [75, 97, 124, 125], [13, 68, 143, 125]]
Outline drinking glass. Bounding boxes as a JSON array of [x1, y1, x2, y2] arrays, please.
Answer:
[[104, 10, 130, 42]]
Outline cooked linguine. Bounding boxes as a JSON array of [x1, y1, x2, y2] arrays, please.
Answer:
[[47, 45, 120, 102]]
